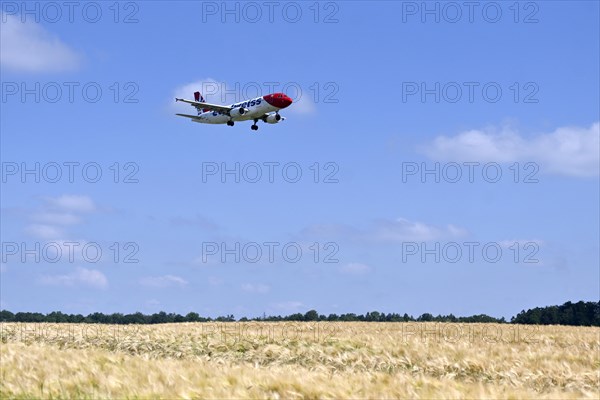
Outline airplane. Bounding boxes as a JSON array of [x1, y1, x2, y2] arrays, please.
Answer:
[[175, 91, 293, 131]]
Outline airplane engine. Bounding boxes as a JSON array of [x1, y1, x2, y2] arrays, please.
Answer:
[[230, 107, 247, 118], [264, 113, 282, 124]]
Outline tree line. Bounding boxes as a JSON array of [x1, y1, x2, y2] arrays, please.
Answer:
[[0, 300, 597, 326], [510, 301, 599, 326]]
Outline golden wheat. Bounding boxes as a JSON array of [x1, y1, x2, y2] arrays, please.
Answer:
[[1, 322, 598, 399]]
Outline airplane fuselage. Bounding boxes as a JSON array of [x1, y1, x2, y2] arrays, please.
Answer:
[[175, 90, 292, 131], [192, 93, 292, 124]]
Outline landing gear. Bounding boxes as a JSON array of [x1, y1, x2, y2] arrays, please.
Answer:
[[251, 119, 259, 131], [227, 120, 234, 126]]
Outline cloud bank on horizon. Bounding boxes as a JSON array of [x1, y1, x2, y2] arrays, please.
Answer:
[[421, 122, 599, 177]]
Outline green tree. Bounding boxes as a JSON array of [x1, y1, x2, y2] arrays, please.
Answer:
[[185, 312, 201, 322], [304, 310, 319, 321], [0, 310, 14, 322]]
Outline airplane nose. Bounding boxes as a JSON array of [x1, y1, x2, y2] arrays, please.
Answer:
[[263, 93, 293, 109], [281, 95, 293, 108]]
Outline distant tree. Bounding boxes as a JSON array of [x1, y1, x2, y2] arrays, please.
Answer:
[[125, 312, 148, 324], [286, 313, 304, 321], [418, 313, 434, 322], [215, 314, 235, 322], [2, 300, 596, 326], [304, 310, 319, 321], [339, 313, 357, 321], [109, 313, 125, 324], [86, 312, 111, 324], [46, 311, 69, 323], [512, 301, 599, 326], [150, 311, 169, 324], [387, 313, 402, 322], [0, 310, 14, 322], [185, 312, 201, 322], [457, 314, 491, 323], [172, 313, 186, 323], [366, 311, 380, 322], [14, 312, 45, 322]]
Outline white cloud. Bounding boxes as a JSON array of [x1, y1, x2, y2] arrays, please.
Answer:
[[301, 217, 467, 244], [287, 95, 317, 115], [140, 275, 188, 288], [447, 224, 468, 237], [40, 267, 108, 289], [373, 217, 466, 242], [497, 239, 544, 248], [338, 263, 372, 275], [241, 283, 270, 294], [13, 237, 91, 261], [24, 195, 97, 240], [31, 212, 81, 225], [171, 78, 222, 111], [0, 14, 80, 72], [422, 122, 599, 177], [25, 224, 65, 240], [45, 195, 96, 213]]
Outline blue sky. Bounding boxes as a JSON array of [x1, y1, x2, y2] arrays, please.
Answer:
[[1, 1, 598, 319]]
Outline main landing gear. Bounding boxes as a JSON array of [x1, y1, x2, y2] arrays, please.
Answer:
[[251, 119, 259, 131], [227, 120, 234, 126]]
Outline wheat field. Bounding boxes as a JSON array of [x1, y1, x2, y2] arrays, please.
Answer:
[[0, 322, 598, 399]]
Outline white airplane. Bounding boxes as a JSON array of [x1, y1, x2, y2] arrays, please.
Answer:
[[175, 91, 293, 131]]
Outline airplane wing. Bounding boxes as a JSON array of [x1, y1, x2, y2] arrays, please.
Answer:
[[175, 113, 202, 120], [175, 98, 232, 114]]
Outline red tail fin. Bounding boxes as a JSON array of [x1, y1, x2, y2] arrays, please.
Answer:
[[194, 91, 209, 113]]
